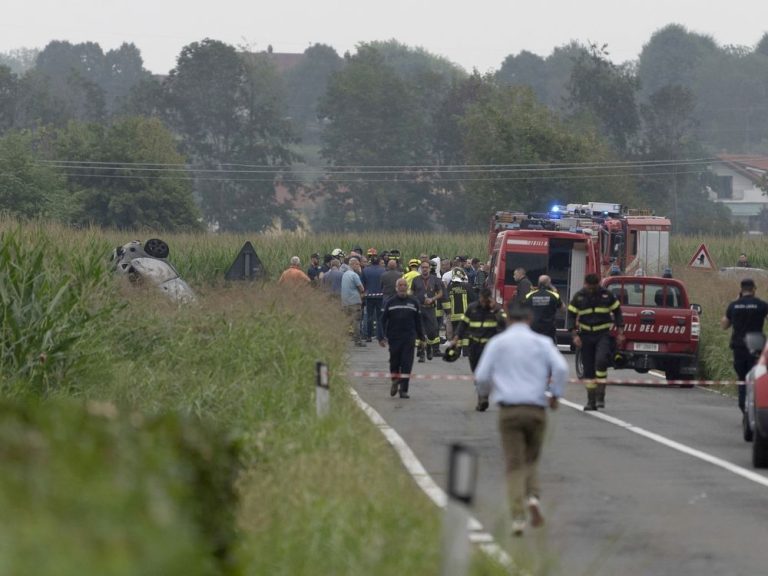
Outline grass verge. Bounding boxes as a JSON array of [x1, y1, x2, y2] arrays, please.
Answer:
[[0, 221, 511, 574]]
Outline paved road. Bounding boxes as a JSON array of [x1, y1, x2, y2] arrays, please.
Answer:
[[350, 343, 768, 576]]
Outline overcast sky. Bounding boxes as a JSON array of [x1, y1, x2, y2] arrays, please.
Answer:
[[2, 0, 766, 73]]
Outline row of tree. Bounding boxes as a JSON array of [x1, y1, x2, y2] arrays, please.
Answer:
[[0, 27, 753, 233]]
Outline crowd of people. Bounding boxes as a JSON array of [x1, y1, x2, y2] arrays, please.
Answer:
[[279, 246, 768, 537], [278, 247, 489, 343]]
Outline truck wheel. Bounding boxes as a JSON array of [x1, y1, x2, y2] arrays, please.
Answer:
[[754, 426, 768, 468], [575, 349, 584, 379], [743, 412, 754, 442], [665, 366, 694, 388]]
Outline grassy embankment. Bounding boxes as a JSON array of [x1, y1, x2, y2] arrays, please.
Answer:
[[669, 235, 768, 391], [0, 221, 508, 576]]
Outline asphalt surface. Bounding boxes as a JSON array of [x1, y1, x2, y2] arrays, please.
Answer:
[[349, 341, 768, 576]]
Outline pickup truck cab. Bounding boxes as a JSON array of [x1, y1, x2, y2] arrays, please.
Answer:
[[601, 276, 701, 381]]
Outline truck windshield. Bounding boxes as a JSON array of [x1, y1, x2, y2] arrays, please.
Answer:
[[504, 253, 547, 285], [609, 283, 684, 308]]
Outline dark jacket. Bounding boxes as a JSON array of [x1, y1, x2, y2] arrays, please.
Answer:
[[456, 302, 506, 344], [526, 287, 562, 333], [567, 286, 623, 333], [380, 269, 402, 299], [379, 295, 425, 342], [514, 277, 533, 305], [726, 294, 768, 349]]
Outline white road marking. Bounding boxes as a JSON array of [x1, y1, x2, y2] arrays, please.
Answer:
[[559, 398, 768, 488], [348, 388, 517, 571]]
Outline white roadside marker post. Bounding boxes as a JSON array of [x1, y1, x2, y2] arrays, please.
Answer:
[[441, 443, 478, 576], [316, 361, 330, 417]]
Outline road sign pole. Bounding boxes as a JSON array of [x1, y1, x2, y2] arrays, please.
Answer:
[[440, 443, 478, 576], [316, 361, 330, 417]]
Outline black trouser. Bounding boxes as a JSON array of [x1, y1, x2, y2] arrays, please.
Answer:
[[580, 331, 612, 382], [417, 307, 439, 353], [365, 296, 383, 339], [389, 338, 416, 393], [532, 323, 556, 344], [733, 346, 755, 412], [468, 342, 487, 373]]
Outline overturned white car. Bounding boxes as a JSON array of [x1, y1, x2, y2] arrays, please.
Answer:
[[111, 238, 195, 304]]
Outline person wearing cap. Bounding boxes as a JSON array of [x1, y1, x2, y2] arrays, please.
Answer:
[[403, 259, 421, 292], [307, 253, 322, 286], [568, 273, 624, 411], [474, 302, 567, 536], [721, 278, 768, 413]]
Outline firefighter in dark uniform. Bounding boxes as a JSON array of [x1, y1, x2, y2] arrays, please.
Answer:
[[410, 261, 443, 362], [379, 278, 425, 399], [454, 287, 507, 411], [721, 278, 768, 413], [446, 267, 472, 354], [525, 274, 562, 343], [567, 273, 624, 411]]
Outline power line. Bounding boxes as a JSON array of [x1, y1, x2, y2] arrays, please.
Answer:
[[57, 167, 707, 185], [34, 157, 721, 176]]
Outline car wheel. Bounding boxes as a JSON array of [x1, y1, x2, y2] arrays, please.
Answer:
[[753, 426, 768, 468], [144, 238, 170, 259], [743, 412, 754, 442], [575, 349, 584, 379]]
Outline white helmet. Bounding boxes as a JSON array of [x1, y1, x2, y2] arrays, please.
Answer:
[[451, 267, 468, 283]]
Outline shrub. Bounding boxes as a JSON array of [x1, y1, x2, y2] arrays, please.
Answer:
[[0, 399, 241, 576]]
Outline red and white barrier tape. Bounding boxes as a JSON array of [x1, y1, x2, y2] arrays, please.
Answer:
[[347, 371, 743, 386]]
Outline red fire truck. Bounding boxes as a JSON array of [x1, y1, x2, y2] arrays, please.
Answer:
[[486, 202, 672, 342]]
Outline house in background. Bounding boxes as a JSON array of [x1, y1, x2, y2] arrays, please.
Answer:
[[708, 155, 768, 232]]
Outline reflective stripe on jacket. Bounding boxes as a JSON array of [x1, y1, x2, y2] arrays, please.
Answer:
[[456, 301, 506, 343], [566, 286, 623, 333]]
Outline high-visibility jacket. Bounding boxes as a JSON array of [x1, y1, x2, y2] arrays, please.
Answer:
[[403, 269, 420, 292], [456, 301, 506, 345], [566, 287, 623, 333], [445, 281, 470, 322]]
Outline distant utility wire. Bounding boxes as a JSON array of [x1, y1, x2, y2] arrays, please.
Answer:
[[55, 168, 708, 185], [33, 158, 721, 180]]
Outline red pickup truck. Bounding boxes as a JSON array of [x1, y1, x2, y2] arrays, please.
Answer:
[[576, 276, 702, 382]]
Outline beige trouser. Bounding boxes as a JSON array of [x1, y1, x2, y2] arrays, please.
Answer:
[[498, 405, 547, 519]]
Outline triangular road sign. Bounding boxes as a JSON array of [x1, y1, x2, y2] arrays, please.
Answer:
[[225, 241, 266, 281], [687, 243, 716, 270]]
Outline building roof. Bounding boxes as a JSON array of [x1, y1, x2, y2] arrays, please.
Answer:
[[716, 155, 768, 185]]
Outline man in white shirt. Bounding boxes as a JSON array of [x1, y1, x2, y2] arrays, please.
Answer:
[[475, 303, 568, 536]]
